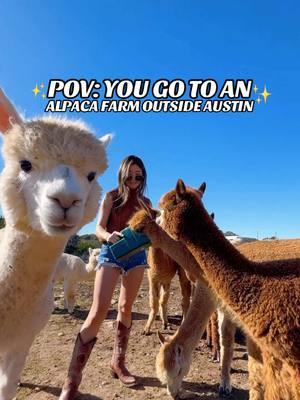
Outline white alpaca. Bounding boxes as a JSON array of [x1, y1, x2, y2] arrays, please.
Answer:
[[0, 88, 111, 400], [54, 247, 100, 313]]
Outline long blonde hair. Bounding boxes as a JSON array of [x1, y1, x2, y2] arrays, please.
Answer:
[[114, 155, 147, 209]]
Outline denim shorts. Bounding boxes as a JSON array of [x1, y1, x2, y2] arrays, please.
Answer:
[[97, 243, 148, 274]]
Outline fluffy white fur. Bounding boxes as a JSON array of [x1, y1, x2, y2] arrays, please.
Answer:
[[0, 88, 111, 400], [54, 248, 100, 313]]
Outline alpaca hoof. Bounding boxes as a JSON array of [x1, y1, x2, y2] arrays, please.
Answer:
[[219, 384, 232, 397], [212, 350, 220, 363]]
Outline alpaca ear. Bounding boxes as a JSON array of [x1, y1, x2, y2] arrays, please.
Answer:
[[88, 247, 92, 256], [140, 201, 152, 217], [210, 212, 215, 220], [0, 88, 23, 134], [157, 330, 166, 344], [176, 179, 186, 202], [198, 182, 206, 196], [99, 133, 113, 148]]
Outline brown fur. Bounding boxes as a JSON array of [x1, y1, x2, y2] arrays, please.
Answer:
[[144, 247, 192, 335], [159, 180, 300, 399], [156, 281, 216, 399], [206, 311, 221, 361], [129, 208, 203, 283], [129, 208, 234, 398], [208, 238, 300, 385]]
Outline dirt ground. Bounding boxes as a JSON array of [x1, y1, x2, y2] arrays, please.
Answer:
[[17, 274, 249, 400]]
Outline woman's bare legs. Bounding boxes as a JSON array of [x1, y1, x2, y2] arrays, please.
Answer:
[[80, 266, 121, 343], [117, 266, 145, 327]]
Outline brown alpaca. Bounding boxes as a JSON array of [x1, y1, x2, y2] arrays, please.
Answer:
[[144, 247, 192, 335], [207, 238, 300, 395], [129, 207, 236, 398], [145, 202, 215, 336], [159, 179, 300, 400]]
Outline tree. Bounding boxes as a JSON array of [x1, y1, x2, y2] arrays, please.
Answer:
[[65, 234, 80, 255]]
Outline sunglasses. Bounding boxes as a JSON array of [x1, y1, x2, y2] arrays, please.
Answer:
[[126, 175, 144, 182]]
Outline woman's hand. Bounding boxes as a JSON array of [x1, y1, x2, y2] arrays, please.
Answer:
[[106, 231, 123, 243]]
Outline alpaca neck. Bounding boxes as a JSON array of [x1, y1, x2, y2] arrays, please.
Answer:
[[174, 282, 216, 348], [85, 259, 96, 274], [179, 204, 262, 321], [148, 222, 203, 281], [0, 225, 67, 294]]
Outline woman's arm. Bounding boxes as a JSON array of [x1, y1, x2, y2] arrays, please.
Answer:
[[96, 193, 123, 243]]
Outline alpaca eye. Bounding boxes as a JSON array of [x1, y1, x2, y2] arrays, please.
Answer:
[[87, 172, 96, 182], [20, 160, 32, 173]]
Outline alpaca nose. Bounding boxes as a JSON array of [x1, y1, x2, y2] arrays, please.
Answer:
[[49, 193, 81, 211]]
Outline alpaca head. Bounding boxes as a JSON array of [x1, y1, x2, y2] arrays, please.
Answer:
[[87, 247, 100, 272], [159, 180, 206, 241], [156, 331, 190, 399], [0, 89, 111, 237], [128, 206, 160, 244]]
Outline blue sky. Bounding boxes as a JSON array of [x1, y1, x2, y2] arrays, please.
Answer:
[[1, 1, 300, 239]]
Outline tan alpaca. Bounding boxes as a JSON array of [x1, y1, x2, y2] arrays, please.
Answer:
[[144, 247, 192, 335], [129, 208, 237, 398], [159, 179, 300, 400], [156, 281, 216, 399]]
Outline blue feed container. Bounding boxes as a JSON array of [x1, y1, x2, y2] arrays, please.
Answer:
[[109, 227, 151, 261]]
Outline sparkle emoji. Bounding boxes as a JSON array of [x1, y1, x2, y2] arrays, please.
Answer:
[[260, 85, 271, 103], [32, 84, 40, 97]]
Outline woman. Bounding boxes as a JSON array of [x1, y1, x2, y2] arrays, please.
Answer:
[[59, 155, 151, 400]]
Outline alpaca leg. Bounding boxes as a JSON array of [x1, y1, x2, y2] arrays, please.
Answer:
[[64, 280, 76, 314], [218, 309, 235, 396], [143, 276, 160, 335], [292, 367, 300, 399], [159, 283, 171, 329], [247, 337, 265, 400], [206, 317, 213, 347], [211, 311, 220, 362], [178, 267, 192, 321], [264, 356, 296, 400], [0, 347, 30, 400]]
